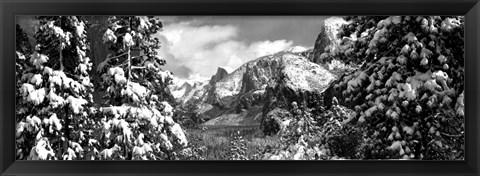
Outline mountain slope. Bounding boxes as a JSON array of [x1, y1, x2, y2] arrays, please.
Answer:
[[171, 49, 338, 127]]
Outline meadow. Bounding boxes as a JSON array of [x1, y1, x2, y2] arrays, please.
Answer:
[[185, 125, 281, 160]]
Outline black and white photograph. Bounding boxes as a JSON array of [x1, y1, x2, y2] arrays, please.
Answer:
[[15, 16, 465, 160]]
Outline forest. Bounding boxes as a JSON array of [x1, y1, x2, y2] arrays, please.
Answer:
[[15, 16, 464, 160]]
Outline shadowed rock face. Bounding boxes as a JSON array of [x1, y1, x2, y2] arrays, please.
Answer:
[[309, 17, 359, 110], [261, 108, 292, 136], [209, 67, 229, 85], [310, 17, 349, 64], [312, 25, 330, 64]]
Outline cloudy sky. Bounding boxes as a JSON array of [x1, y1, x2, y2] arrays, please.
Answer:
[[155, 16, 327, 79], [16, 16, 328, 79]]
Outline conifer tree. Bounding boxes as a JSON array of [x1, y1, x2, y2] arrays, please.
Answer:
[[16, 16, 96, 160], [16, 24, 33, 120], [325, 16, 464, 159], [15, 24, 33, 160], [228, 131, 248, 160], [97, 16, 187, 160]]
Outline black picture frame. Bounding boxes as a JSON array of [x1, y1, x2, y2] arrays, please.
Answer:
[[1, 0, 479, 176]]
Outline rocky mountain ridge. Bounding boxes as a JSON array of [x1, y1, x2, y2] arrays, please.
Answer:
[[170, 49, 339, 127], [167, 17, 351, 128]]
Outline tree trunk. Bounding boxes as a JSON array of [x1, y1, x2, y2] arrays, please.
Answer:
[[85, 16, 109, 105]]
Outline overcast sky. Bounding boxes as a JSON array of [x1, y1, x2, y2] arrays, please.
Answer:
[[156, 16, 327, 79], [17, 16, 328, 79]]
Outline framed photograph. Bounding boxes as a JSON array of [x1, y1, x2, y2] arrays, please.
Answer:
[[1, 0, 479, 176]]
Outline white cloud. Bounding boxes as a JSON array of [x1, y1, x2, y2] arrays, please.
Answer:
[[157, 20, 293, 78]]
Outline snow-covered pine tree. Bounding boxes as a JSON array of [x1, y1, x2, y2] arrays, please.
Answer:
[[16, 24, 33, 119], [228, 131, 248, 160], [15, 24, 33, 160], [16, 16, 96, 160], [97, 16, 187, 160], [325, 16, 464, 159]]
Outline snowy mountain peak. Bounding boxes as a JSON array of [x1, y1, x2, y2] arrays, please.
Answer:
[[311, 16, 350, 64], [186, 73, 209, 84], [169, 74, 210, 99], [286, 46, 309, 53], [172, 74, 208, 87]]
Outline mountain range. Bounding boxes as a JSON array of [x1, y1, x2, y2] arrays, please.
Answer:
[[168, 17, 349, 128]]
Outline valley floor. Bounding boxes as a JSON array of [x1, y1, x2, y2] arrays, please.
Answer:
[[186, 125, 281, 160]]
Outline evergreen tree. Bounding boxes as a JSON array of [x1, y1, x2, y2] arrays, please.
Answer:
[[16, 24, 33, 121], [16, 16, 96, 160], [228, 131, 248, 160], [15, 25, 32, 160], [325, 16, 464, 159], [97, 16, 187, 160]]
